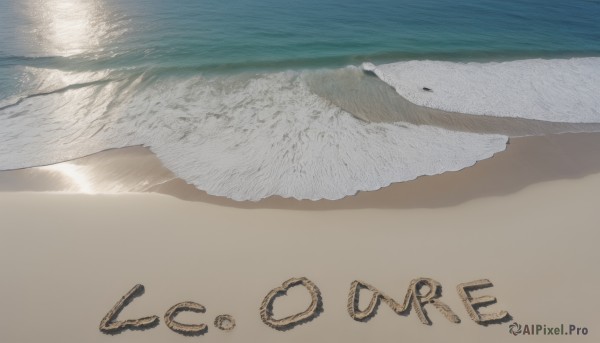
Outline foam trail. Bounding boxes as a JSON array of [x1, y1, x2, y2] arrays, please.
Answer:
[[149, 73, 507, 200], [0, 68, 507, 201], [307, 66, 600, 137], [365, 58, 600, 123]]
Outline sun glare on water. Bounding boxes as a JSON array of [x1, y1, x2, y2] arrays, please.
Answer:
[[23, 0, 114, 56]]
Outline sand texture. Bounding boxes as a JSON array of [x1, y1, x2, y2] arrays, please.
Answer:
[[1, 132, 599, 342], [1, 166, 599, 342]]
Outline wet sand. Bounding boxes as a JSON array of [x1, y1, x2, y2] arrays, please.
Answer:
[[1, 132, 600, 209]]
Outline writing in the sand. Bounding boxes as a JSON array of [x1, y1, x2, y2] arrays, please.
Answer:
[[99, 277, 509, 336]]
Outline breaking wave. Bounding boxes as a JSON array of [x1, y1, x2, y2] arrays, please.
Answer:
[[366, 58, 600, 123], [0, 66, 509, 200]]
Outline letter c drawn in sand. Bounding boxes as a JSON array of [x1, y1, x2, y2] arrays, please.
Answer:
[[260, 277, 323, 330], [164, 301, 208, 335]]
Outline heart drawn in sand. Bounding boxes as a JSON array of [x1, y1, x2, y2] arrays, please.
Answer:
[[259, 277, 322, 330]]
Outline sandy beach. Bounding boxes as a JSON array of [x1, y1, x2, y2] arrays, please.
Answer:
[[2, 1, 600, 342], [0, 132, 598, 342]]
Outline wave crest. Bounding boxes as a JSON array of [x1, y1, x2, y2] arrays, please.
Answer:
[[368, 58, 600, 123], [0, 68, 507, 200]]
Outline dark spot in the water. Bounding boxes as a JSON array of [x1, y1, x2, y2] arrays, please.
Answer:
[[423, 87, 432, 92], [362, 69, 377, 77]]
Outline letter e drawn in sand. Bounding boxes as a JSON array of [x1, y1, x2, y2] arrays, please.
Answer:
[[164, 301, 208, 335], [260, 277, 323, 330], [347, 278, 461, 325], [457, 279, 509, 324], [99, 284, 159, 334]]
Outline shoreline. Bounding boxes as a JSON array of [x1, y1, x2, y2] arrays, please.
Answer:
[[1, 131, 600, 209], [2, 57, 600, 201], [3, 2, 600, 341]]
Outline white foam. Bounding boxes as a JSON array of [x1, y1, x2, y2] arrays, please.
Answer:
[[0, 68, 507, 201], [361, 62, 376, 72], [367, 58, 600, 123]]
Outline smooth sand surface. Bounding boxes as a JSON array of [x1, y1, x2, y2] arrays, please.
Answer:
[[1, 170, 599, 342]]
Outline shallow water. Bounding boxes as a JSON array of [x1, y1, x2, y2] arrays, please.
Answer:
[[1, 0, 599, 200]]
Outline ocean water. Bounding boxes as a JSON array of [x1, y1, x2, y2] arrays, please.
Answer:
[[0, 0, 599, 200]]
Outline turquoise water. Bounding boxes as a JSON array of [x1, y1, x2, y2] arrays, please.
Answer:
[[1, 0, 600, 73], [1, 0, 599, 96], [0, 0, 599, 200]]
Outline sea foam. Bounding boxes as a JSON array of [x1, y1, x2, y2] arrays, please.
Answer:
[[366, 58, 600, 123], [0, 68, 507, 200]]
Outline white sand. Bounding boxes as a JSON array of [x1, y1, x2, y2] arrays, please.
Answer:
[[1, 169, 599, 342]]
